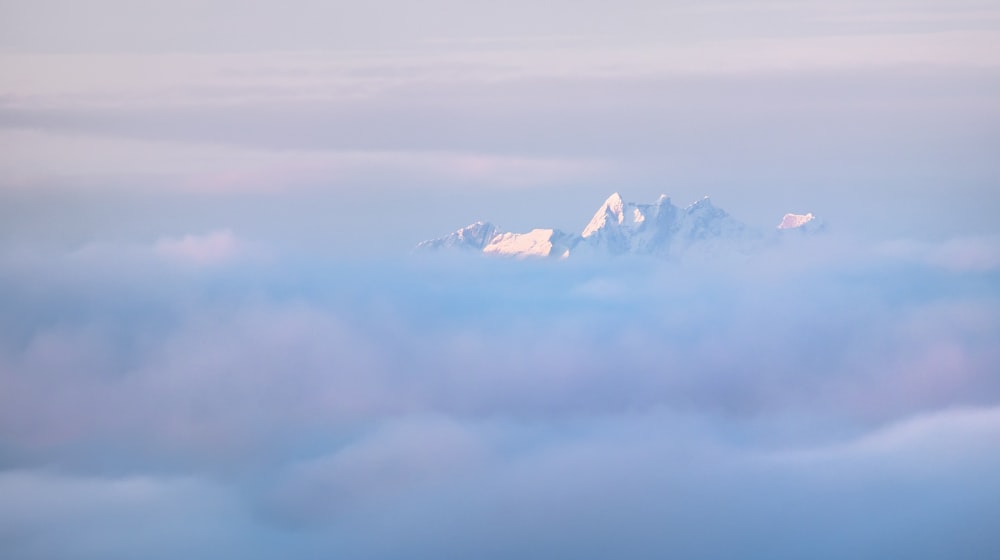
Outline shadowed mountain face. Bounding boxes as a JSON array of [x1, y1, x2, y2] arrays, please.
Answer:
[[416, 193, 821, 259]]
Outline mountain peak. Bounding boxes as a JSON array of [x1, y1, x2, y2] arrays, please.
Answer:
[[777, 213, 815, 229], [483, 228, 574, 259], [604, 192, 624, 207], [583, 192, 628, 238], [686, 196, 714, 210], [413, 221, 500, 252]]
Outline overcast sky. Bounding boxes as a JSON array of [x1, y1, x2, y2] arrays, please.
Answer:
[[2, 0, 999, 254]]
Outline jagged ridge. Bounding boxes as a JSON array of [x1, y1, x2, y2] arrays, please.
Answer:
[[415, 193, 822, 259]]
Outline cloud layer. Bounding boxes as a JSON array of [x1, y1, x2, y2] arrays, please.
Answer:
[[1, 232, 998, 558]]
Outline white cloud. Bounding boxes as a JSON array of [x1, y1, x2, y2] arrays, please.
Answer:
[[765, 406, 1000, 469], [878, 236, 1000, 271], [153, 229, 241, 264]]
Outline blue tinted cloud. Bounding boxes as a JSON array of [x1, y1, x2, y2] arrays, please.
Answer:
[[1, 232, 998, 557]]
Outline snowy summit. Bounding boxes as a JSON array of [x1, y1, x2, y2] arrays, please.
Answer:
[[778, 213, 815, 229]]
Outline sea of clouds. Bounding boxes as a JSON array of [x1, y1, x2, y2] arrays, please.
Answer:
[[1, 230, 998, 559]]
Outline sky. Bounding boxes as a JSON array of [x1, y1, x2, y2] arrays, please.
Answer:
[[2, 1, 1000, 558], [2, 0, 1000, 250]]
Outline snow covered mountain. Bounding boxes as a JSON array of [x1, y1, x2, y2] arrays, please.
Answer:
[[483, 228, 577, 259], [415, 193, 822, 259], [577, 193, 759, 257], [414, 221, 500, 252], [777, 212, 827, 234]]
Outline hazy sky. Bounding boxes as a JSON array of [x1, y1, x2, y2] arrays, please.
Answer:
[[2, 0, 999, 253], [2, 3, 1000, 559]]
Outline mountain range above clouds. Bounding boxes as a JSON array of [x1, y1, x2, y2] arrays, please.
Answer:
[[415, 192, 824, 259]]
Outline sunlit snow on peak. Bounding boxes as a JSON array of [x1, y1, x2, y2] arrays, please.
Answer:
[[482, 228, 574, 259], [778, 213, 816, 229], [583, 192, 627, 238]]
